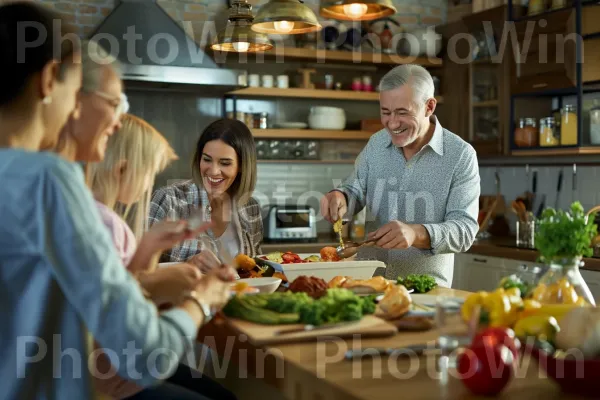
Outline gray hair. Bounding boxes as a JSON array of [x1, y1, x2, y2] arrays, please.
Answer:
[[81, 39, 121, 93], [378, 64, 435, 107]]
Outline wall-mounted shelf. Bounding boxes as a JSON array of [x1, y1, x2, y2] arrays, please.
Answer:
[[512, 146, 600, 156], [213, 47, 443, 68], [252, 129, 374, 140], [227, 87, 444, 103]]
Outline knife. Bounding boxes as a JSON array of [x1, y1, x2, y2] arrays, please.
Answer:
[[274, 321, 360, 336], [344, 343, 434, 360]]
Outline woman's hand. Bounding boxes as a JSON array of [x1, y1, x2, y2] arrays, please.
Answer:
[[192, 264, 238, 311], [138, 263, 202, 305], [140, 220, 213, 253], [186, 250, 222, 274]]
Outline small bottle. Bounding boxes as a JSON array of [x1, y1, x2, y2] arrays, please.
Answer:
[[351, 77, 362, 91]]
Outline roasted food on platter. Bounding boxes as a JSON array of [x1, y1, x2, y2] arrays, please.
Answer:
[[259, 248, 341, 264], [328, 275, 394, 294], [234, 254, 256, 271], [222, 287, 376, 326], [287, 276, 328, 299], [375, 284, 413, 320], [320, 246, 340, 262], [233, 253, 288, 282]]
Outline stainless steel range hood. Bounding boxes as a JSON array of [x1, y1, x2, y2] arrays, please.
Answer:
[[89, 0, 242, 91]]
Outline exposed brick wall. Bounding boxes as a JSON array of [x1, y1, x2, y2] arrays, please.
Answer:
[[34, 0, 446, 39]]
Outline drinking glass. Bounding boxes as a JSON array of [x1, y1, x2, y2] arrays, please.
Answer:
[[435, 296, 471, 370], [516, 220, 535, 248]]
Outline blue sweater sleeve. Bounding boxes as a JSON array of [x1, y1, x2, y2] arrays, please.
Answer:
[[42, 160, 196, 387]]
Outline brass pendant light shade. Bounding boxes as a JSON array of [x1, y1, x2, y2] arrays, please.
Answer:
[[211, 0, 273, 53], [252, 0, 322, 35], [319, 0, 397, 21]]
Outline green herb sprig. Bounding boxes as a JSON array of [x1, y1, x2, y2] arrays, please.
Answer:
[[534, 201, 597, 264], [397, 274, 438, 293]]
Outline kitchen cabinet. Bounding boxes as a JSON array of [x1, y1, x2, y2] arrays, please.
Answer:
[[580, 269, 600, 304], [453, 254, 505, 292]]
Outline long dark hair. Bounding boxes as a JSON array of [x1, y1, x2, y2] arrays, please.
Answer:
[[0, 2, 78, 107], [192, 118, 257, 203]]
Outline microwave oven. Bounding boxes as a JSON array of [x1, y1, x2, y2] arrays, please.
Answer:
[[264, 205, 318, 242]]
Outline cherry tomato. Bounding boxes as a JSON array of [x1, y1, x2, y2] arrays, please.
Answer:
[[457, 343, 515, 396], [472, 327, 520, 360]]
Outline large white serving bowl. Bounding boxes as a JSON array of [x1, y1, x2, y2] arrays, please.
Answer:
[[233, 277, 282, 294], [259, 254, 386, 283]]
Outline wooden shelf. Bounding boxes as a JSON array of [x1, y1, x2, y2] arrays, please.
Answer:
[[258, 159, 354, 164], [473, 100, 499, 107], [511, 146, 600, 156], [212, 47, 443, 68], [252, 129, 374, 140], [229, 87, 379, 101], [227, 87, 444, 103], [270, 47, 443, 68]]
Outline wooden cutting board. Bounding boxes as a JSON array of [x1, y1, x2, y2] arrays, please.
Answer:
[[226, 315, 398, 346]]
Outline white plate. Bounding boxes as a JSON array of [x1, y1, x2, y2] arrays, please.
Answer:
[[410, 294, 465, 307], [231, 277, 282, 294]]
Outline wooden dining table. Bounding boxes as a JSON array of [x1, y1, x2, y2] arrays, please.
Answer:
[[197, 287, 585, 400]]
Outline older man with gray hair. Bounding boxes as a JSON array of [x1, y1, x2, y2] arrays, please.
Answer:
[[320, 64, 480, 287]]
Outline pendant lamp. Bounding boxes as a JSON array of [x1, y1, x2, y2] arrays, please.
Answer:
[[252, 0, 322, 35], [211, 0, 273, 53], [319, 0, 397, 21]]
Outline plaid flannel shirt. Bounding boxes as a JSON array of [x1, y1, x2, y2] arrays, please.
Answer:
[[149, 180, 263, 262]]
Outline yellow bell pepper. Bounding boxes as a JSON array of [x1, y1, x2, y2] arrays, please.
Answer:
[[518, 302, 586, 322], [461, 291, 488, 323], [483, 287, 523, 327], [513, 315, 560, 342]]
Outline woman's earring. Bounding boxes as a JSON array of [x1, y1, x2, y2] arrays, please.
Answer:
[[42, 96, 53, 105]]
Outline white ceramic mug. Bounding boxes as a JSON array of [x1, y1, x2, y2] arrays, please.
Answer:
[[277, 75, 289, 88], [262, 75, 274, 88], [248, 74, 260, 87]]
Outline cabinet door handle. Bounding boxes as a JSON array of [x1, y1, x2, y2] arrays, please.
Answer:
[[473, 258, 488, 263]]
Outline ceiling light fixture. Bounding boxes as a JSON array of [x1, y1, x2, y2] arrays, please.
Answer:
[[211, 0, 273, 53], [252, 0, 322, 35], [319, 0, 397, 21]]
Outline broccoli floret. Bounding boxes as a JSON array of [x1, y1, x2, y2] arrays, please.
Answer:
[[339, 301, 363, 322], [299, 302, 326, 326], [266, 292, 312, 313], [361, 296, 377, 314]]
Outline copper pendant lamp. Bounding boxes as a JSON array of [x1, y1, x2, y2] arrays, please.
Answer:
[[252, 0, 322, 35], [319, 0, 397, 21], [211, 0, 273, 53]]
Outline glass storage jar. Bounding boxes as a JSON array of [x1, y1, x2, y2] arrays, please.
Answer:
[[561, 104, 577, 145], [530, 258, 596, 306], [514, 117, 539, 147], [539, 117, 559, 146]]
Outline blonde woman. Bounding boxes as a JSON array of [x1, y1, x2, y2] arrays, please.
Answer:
[[87, 114, 238, 400]]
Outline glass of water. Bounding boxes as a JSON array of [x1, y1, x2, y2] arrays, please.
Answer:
[[435, 296, 471, 365]]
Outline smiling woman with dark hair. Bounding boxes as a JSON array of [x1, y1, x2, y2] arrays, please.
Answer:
[[149, 118, 264, 269]]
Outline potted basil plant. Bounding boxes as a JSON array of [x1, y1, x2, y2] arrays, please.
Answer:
[[532, 201, 597, 306]]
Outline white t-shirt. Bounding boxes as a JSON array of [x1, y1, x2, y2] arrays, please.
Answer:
[[216, 220, 241, 258]]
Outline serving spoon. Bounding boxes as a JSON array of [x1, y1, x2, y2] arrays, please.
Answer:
[[336, 238, 377, 259]]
